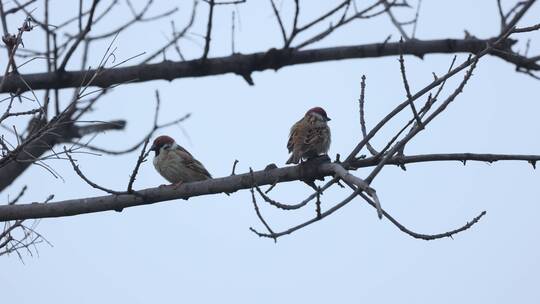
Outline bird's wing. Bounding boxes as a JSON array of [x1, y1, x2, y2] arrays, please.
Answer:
[[174, 146, 212, 178], [287, 119, 304, 153]]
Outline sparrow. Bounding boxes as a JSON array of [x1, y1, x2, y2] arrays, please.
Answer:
[[150, 135, 212, 185], [286, 107, 331, 164]]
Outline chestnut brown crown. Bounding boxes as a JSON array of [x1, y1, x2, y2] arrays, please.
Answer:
[[150, 135, 175, 152], [306, 107, 331, 121]]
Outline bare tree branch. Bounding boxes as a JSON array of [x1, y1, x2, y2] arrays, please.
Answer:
[[1, 150, 539, 222], [202, 0, 215, 59], [358, 75, 379, 156], [1, 37, 533, 94], [57, 0, 100, 72]]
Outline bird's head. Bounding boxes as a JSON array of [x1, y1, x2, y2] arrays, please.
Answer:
[[306, 107, 331, 122], [150, 135, 175, 156]]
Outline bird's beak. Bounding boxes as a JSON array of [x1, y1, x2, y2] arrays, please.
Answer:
[[149, 144, 157, 152], [326, 117, 331, 121]]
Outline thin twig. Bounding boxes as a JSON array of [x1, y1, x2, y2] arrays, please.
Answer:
[[201, 0, 215, 59], [358, 75, 379, 155]]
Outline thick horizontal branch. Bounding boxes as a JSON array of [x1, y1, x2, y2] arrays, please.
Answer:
[[0, 37, 524, 93], [1, 152, 539, 221], [0, 162, 332, 221]]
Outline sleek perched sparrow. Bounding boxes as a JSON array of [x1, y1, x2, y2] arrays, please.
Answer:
[[150, 135, 212, 185], [286, 107, 331, 164]]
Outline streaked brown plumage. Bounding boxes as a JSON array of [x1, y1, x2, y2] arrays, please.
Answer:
[[150, 135, 211, 184], [286, 107, 331, 164]]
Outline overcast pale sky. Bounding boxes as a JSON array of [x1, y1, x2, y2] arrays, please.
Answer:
[[1, 1, 540, 303]]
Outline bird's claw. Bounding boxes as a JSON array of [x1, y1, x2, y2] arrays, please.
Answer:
[[172, 181, 184, 190]]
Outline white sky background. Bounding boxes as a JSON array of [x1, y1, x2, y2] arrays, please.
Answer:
[[1, 0, 540, 303]]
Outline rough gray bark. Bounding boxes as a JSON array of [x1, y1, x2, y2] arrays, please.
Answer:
[[0, 161, 330, 221]]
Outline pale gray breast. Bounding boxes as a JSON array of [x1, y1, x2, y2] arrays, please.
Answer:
[[153, 149, 186, 183], [312, 120, 331, 153]]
